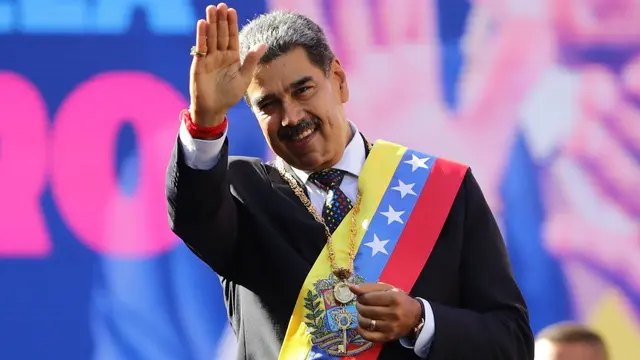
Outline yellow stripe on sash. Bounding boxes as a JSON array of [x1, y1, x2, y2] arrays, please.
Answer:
[[278, 141, 408, 360]]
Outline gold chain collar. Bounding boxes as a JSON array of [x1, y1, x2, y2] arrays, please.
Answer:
[[274, 141, 372, 280]]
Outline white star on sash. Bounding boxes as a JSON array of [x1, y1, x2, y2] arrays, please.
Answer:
[[364, 234, 389, 256], [380, 205, 404, 225], [392, 180, 417, 198], [404, 154, 429, 172]]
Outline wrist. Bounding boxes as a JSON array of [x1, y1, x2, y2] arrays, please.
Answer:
[[189, 108, 227, 128], [408, 297, 425, 340], [181, 109, 227, 140]]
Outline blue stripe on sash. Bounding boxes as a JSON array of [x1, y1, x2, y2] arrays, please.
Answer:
[[353, 150, 437, 283]]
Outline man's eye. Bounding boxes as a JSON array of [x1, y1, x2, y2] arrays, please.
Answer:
[[260, 102, 274, 110], [294, 86, 311, 95]]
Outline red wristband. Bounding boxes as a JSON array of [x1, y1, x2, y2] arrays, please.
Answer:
[[181, 109, 228, 139]]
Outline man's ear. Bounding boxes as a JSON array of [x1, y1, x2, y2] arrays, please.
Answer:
[[331, 58, 349, 103]]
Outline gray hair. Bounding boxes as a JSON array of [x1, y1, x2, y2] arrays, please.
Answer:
[[239, 10, 335, 75]]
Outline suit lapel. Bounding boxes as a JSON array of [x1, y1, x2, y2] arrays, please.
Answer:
[[360, 132, 372, 158]]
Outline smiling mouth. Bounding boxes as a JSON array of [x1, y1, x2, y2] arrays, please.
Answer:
[[292, 127, 316, 141], [281, 117, 321, 142]]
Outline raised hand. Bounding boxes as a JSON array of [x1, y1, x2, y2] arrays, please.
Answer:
[[189, 3, 267, 127]]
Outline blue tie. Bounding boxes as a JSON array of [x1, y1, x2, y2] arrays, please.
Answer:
[[308, 169, 353, 234]]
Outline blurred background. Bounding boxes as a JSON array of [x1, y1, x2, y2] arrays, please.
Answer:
[[1, 0, 639, 359]]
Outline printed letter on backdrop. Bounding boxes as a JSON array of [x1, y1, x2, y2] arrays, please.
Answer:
[[50, 71, 186, 256], [0, 72, 50, 256]]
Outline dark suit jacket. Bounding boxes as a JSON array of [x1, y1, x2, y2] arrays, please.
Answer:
[[165, 137, 534, 360]]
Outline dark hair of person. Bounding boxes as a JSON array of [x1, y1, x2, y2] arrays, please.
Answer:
[[239, 10, 335, 76]]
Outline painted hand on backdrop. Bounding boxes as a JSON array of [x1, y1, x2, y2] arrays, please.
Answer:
[[543, 63, 640, 303], [567, 62, 640, 219], [552, 0, 640, 45], [268, 0, 553, 213]]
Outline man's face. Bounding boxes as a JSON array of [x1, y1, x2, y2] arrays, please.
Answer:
[[535, 339, 607, 360], [247, 47, 351, 171]]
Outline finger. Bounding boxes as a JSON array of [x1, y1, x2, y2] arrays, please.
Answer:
[[357, 290, 396, 307], [565, 115, 640, 215], [579, 66, 620, 115], [356, 315, 392, 343], [579, 66, 639, 153], [216, 3, 230, 50], [239, 43, 267, 79], [348, 282, 392, 296], [607, 102, 640, 154], [228, 8, 240, 50], [405, 0, 430, 43], [194, 19, 208, 56], [355, 302, 392, 320], [356, 328, 388, 343], [622, 55, 640, 95], [333, 0, 373, 69], [376, 0, 398, 46], [378, 0, 421, 45], [206, 5, 217, 51], [358, 315, 389, 332], [290, 0, 325, 26]]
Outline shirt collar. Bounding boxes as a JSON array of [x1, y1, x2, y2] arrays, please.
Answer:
[[290, 121, 365, 184]]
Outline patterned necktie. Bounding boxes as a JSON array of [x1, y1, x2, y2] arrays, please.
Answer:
[[308, 169, 353, 234]]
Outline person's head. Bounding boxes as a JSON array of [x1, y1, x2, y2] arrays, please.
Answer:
[[535, 322, 608, 360], [239, 11, 351, 171]]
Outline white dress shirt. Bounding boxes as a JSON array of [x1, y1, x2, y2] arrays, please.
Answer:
[[178, 119, 435, 358]]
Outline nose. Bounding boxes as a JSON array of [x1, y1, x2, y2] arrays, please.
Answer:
[[281, 100, 305, 127]]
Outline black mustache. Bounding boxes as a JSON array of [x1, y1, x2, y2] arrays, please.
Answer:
[[278, 117, 322, 140]]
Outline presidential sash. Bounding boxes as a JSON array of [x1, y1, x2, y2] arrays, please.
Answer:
[[278, 140, 468, 360]]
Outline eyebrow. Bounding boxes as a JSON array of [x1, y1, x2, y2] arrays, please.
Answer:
[[289, 76, 313, 90], [252, 76, 314, 108]]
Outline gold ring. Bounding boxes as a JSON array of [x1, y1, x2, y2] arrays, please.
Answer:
[[190, 46, 206, 57], [368, 319, 377, 331]]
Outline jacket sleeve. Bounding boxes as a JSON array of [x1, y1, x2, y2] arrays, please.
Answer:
[[165, 136, 239, 277], [426, 169, 535, 360]]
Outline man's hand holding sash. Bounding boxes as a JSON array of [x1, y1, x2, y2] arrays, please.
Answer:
[[349, 283, 423, 344]]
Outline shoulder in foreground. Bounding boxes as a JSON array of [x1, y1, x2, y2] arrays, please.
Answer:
[[227, 155, 283, 181], [228, 154, 264, 165], [227, 155, 266, 173]]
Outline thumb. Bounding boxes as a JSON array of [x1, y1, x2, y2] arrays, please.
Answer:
[[348, 282, 393, 296], [239, 43, 267, 80], [348, 283, 366, 296]]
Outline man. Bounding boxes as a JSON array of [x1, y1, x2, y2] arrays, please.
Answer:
[[535, 322, 608, 360], [165, 3, 533, 359]]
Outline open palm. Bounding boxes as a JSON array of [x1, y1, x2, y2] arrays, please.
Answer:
[[189, 3, 266, 126]]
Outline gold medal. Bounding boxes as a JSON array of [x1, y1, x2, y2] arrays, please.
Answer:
[[333, 281, 355, 304]]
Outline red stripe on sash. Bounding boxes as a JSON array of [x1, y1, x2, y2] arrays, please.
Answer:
[[355, 158, 468, 359]]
